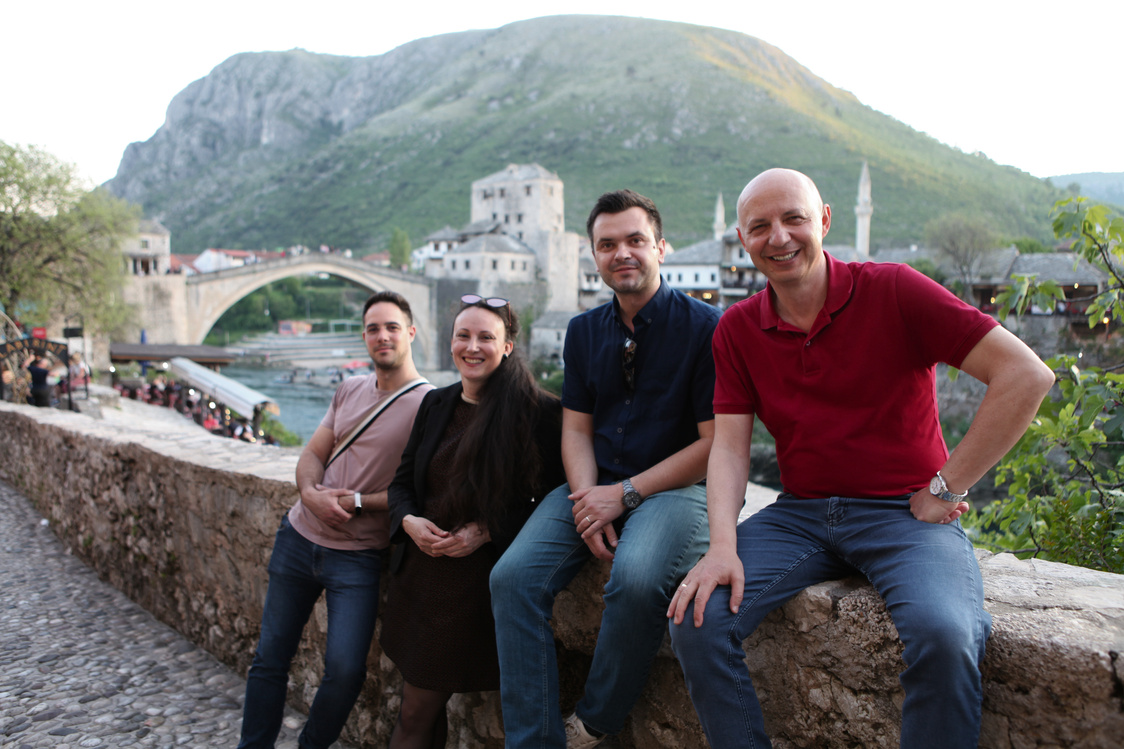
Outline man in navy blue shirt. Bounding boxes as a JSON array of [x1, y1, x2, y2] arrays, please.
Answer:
[[491, 189, 720, 748]]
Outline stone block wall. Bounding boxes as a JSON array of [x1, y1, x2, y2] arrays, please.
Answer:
[[1, 401, 1122, 747]]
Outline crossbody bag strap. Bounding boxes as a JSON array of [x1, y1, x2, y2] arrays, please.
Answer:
[[323, 377, 428, 470]]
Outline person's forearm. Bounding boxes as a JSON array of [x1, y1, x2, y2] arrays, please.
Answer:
[[630, 434, 713, 499], [295, 451, 326, 495], [561, 428, 598, 492], [942, 356, 1055, 494]]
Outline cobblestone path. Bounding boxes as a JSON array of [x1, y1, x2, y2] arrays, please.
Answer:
[[0, 479, 351, 748]]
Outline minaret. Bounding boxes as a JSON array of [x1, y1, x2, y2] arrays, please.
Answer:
[[855, 161, 873, 258], [713, 193, 725, 240]]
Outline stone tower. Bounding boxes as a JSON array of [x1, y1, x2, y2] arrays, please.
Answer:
[[855, 161, 873, 259], [713, 193, 726, 241], [470, 164, 578, 312]]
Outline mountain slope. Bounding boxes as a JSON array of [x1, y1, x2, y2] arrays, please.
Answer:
[[107, 15, 1061, 253]]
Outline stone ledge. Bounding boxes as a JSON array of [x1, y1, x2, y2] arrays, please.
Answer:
[[2, 400, 1122, 748]]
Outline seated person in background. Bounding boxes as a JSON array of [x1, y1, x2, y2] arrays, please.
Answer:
[[382, 295, 563, 749], [669, 168, 1056, 749]]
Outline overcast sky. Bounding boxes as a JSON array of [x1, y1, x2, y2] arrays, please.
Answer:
[[5, 0, 1121, 186]]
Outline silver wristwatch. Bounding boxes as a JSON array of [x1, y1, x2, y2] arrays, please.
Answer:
[[929, 471, 968, 503], [621, 478, 644, 510]]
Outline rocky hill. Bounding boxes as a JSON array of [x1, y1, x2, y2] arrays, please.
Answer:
[[107, 15, 1062, 254]]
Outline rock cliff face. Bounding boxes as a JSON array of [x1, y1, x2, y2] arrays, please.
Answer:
[[106, 16, 1060, 255]]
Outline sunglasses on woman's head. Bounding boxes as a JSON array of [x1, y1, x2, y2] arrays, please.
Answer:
[[460, 294, 512, 325]]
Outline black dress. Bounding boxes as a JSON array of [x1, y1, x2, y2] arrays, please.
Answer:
[[379, 399, 503, 692], [382, 384, 564, 693]]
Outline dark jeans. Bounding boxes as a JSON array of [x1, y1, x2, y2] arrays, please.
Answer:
[[237, 515, 382, 749]]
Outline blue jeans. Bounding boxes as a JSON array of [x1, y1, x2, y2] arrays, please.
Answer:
[[490, 483, 709, 749], [670, 496, 991, 749], [238, 515, 383, 749]]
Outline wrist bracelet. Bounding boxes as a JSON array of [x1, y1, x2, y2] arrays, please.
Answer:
[[354, 491, 363, 516]]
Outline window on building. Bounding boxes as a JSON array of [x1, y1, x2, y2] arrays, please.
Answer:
[[518, 232, 523, 240], [140, 239, 150, 249], [492, 259, 498, 270], [711, 273, 717, 282], [678, 273, 683, 282], [556, 332, 562, 341], [525, 185, 532, 196], [465, 260, 471, 270], [492, 213, 497, 220], [517, 214, 523, 223], [694, 273, 700, 282], [499, 188, 505, 197], [511, 260, 516, 270], [522, 261, 527, 271], [451, 260, 457, 270], [504, 214, 509, 223]]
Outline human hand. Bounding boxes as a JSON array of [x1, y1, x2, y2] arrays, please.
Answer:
[[667, 546, 744, 628], [431, 521, 490, 558], [570, 484, 626, 561], [300, 484, 356, 528], [909, 489, 968, 524], [402, 515, 451, 556]]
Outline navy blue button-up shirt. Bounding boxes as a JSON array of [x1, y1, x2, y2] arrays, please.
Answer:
[[561, 280, 720, 484]]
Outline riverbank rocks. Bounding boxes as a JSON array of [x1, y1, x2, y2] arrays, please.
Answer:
[[1, 399, 1122, 747]]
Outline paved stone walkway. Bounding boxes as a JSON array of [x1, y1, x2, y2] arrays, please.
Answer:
[[0, 479, 352, 749]]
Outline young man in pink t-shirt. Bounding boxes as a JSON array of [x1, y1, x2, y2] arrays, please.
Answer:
[[238, 292, 432, 749]]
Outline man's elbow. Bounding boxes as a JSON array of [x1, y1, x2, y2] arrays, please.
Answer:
[[1025, 356, 1057, 403]]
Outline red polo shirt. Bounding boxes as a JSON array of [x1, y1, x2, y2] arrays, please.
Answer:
[[713, 253, 998, 499]]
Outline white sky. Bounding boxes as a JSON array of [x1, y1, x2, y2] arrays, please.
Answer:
[[4, 0, 1121, 186]]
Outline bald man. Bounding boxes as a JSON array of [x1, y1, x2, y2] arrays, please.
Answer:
[[668, 168, 1055, 748]]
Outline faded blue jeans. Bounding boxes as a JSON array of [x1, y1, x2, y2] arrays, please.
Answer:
[[237, 515, 382, 749], [670, 496, 991, 749], [490, 483, 709, 749]]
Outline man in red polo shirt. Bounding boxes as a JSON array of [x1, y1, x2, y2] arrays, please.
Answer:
[[668, 168, 1055, 748]]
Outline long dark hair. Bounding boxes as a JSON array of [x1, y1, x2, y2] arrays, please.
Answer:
[[436, 300, 555, 536]]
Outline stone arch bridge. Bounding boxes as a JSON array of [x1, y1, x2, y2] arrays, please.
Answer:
[[126, 254, 438, 370]]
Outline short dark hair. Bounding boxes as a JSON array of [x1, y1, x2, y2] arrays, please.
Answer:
[[363, 291, 413, 325], [586, 189, 663, 244]]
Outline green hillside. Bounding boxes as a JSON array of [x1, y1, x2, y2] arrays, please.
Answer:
[[107, 16, 1062, 254]]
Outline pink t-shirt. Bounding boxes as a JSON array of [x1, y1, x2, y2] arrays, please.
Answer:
[[288, 375, 431, 550], [713, 254, 998, 499]]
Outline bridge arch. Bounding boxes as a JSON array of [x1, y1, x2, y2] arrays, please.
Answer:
[[184, 255, 437, 370]]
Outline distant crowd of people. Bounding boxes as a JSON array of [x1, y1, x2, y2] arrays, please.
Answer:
[[114, 373, 279, 444], [234, 172, 1056, 749]]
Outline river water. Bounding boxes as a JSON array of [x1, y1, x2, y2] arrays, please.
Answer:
[[223, 365, 338, 443]]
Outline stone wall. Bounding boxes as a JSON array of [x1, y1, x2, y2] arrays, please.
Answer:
[[1, 400, 1122, 747]]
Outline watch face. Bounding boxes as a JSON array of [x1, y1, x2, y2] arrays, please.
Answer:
[[929, 475, 944, 496], [623, 491, 642, 509]]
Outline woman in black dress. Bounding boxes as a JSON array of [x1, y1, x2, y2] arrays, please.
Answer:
[[383, 295, 563, 748]]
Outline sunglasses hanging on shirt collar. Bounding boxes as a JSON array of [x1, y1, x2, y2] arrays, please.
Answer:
[[622, 337, 637, 392]]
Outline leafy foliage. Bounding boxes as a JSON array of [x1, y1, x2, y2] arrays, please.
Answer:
[[388, 227, 411, 269], [968, 198, 1124, 572], [0, 141, 139, 333], [925, 212, 1001, 300]]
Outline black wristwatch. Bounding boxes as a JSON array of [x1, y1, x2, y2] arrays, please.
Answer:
[[621, 478, 644, 510]]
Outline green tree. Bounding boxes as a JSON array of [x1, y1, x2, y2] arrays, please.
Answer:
[[389, 227, 412, 269], [968, 198, 1124, 573], [925, 212, 1001, 302], [1012, 237, 1051, 254], [0, 142, 139, 332]]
